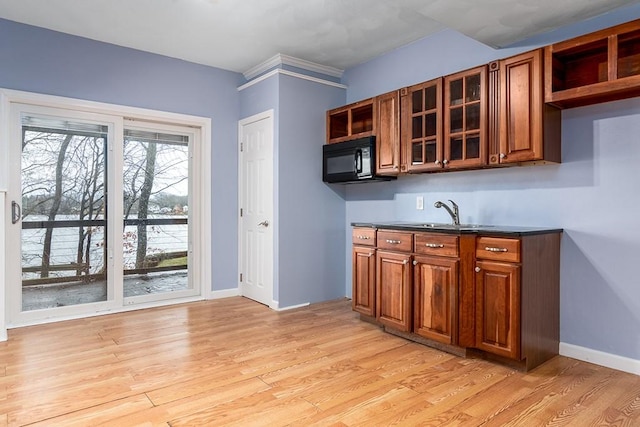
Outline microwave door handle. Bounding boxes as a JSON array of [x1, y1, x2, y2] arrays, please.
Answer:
[[354, 149, 363, 173]]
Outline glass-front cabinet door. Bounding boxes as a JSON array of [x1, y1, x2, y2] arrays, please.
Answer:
[[444, 66, 487, 169], [402, 78, 442, 173]]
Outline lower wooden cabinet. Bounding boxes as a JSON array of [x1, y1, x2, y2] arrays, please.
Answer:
[[352, 246, 376, 317], [376, 250, 412, 332], [474, 260, 520, 359], [413, 255, 458, 345], [352, 226, 560, 371]]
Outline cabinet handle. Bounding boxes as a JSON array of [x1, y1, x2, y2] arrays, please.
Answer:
[[368, 252, 374, 257], [475, 266, 481, 273], [413, 260, 418, 266], [500, 153, 506, 159], [485, 246, 508, 253], [386, 239, 401, 244], [443, 159, 449, 165], [425, 243, 445, 248], [403, 259, 409, 265], [357, 235, 371, 240], [434, 160, 441, 165]]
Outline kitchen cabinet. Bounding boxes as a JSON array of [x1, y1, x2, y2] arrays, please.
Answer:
[[351, 224, 561, 371], [545, 19, 640, 109], [352, 227, 376, 317], [412, 232, 459, 344], [443, 66, 488, 169], [401, 78, 443, 173], [376, 230, 413, 332], [375, 90, 402, 175], [488, 49, 561, 165], [326, 98, 375, 144]]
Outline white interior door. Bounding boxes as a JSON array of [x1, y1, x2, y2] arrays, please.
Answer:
[[238, 111, 274, 307]]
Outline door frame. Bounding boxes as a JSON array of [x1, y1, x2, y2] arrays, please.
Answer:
[[0, 88, 212, 332], [237, 110, 275, 308]]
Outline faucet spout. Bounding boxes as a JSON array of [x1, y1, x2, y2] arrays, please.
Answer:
[[434, 200, 460, 225]]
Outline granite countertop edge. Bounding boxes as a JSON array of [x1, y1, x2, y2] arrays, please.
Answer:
[[351, 222, 563, 237]]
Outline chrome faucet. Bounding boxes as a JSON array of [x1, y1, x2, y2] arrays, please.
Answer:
[[434, 200, 460, 225]]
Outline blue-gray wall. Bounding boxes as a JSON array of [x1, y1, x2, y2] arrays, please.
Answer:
[[0, 18, 243, 293], [277, 74, 346, 307], [341, 5, 640, 361], [239, 72, 346, 307]]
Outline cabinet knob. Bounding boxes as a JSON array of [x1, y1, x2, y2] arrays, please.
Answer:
[[443, 159, 449, 165], [394, 165, 398, 170], [434, 160, 441, 165], [368, 252, 374, 257], [403, 259, 409, 265], [475, 266, 481, 273], [500, 153, 506, 159], [413, 260, 418, 266]]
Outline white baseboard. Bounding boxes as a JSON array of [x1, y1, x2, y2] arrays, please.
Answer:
[[560, 342, 640, 375], [271, 301, 310, 311], [208, 288, 240, 300]]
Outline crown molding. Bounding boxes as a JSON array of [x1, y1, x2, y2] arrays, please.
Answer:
[[243, 53, 344, 81], [237, 68, 346, 91]]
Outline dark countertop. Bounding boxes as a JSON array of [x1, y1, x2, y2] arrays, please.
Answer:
[[351, 221, 563, 237]]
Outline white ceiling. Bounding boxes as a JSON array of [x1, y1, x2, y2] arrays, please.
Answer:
[[0, 0, 638, 74]]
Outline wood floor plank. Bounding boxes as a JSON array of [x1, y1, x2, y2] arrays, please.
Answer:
[[0, 297, 638, 426]]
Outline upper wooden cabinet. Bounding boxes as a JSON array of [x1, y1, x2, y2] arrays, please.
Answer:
[[326, 98, 375, 144], [375, 90, 401, 175], [443, 66, 488, 169], [489, 49, 561, 165], [401, 78, 443, 173], [545, 19, 640, 109]]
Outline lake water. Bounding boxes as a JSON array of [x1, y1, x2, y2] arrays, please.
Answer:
[[21, 214, 188, 279]]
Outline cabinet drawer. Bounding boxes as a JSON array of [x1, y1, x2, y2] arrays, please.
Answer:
[[352, 228, 376, 246], [377, 230, 413, 252], [414, 233, 459, 257], [476, 237, 521, 263]]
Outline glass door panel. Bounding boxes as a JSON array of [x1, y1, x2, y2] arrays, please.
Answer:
[[20, 115, 108, 311], [122, 128, 191, 301]]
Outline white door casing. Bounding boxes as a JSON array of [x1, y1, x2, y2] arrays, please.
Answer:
[[238, 111, 274, 307]]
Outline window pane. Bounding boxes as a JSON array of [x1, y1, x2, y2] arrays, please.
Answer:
[[412, 116, 423, 139], [412, 142, 423, 164], [450, 137, 463, 160], [123, 131, 190, 297], [467, 135, 480, 159], [21, 118, 107, 311], [412, 90, 423, 114]]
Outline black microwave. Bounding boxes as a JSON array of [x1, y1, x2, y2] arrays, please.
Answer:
[[322, 136, 396, 184]]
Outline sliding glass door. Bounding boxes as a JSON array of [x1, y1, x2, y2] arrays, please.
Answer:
[[6, 103, 200, 325]]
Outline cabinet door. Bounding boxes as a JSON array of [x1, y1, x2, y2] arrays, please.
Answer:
[[352, 246, 376, 317], [326, 98, 375, 144], [498, 50, 543, 164], [413, 255, 458, 344], [444, 66, 487, 169], [401, 78, 443, 173], [475, 260, 521, 360], [375, 90, 401, 175], [376, 250, 412, 332]]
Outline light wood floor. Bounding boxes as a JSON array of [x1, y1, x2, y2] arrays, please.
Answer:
[[1, 297, 639, 426]]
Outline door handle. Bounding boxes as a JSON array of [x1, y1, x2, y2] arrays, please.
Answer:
[[258, 220, 269, 227], [11, 201, 21, 224]]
